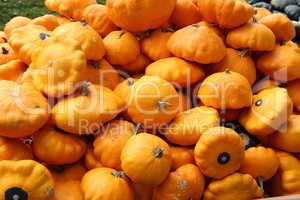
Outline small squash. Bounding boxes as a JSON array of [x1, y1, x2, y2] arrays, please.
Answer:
[[167, 23, 226, 64], [141, 28, 173, 61], [204, 173, 263, 200], [270, 115, 300, 153], [267, 151, 300, 196], [4, 16, 31, 38], [239, 146, 279, 190], [256, 41, 300, 82], [194, 127, 245, 179], [259, 13, 296, 41], [196, 0, 255, 29], [0, 136, 33, 160], [50, 162, 87, 182], [254, 7, 272, 20], [133, 183, 153, 200], [51, 180, 83, 200], [0, 160, 54, 200], [84, 145, 102, 170], [120, 54, 151, 74], [104, 30, 140, 65], [83, 4, 118, 37], [226, 22, 276, 51], [240, 87, 293, 136], [0, 81, 49, 138], [106, 0, 176, 32], [198, 71, 252, 109], [210, 48, 257, 85], [32, 125, 87, 165], [45, 0, 96, 21], [0, 31, 7, 43], [81, 168, 134, 200], [165, 106, 220, 146], [127, 76, 180, 129], [52, 21, 106, 60], [170, 146, 194, 170], [0, 60, 26, 81], [30, 14, 70, 31], [52, 83, 124, 135], [153, 164, 205, 200], [29, 35, 87, 97], [287, 79, 300, 112], [170, 0, 202, 28], [80, 59, 120, 90], [93, 120, 135, 169], [146, 57, 205, 87], [121, 133, 172, 187], [8, 24, 51, 65], [0, 43, 17, 65]]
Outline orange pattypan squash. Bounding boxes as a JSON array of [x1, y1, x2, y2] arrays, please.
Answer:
[[50, 162, 87, 182], [45, 0, 96, 21], [153, 164, 205, 200], [120, 54, 151, 74], [210, 48, 257, 85], [51, 180, 83, 200], [167, 23, 226, 64], [32, 125, 87, 165], [259, 13, 295, 42], [93, 120, 135, 169], [104, 30, 140, 65], [170, 0, 201, 28], [8, 24, 51, 65], [287, 79, 300, 112], [29, 36, 87, 97], [127, 76, 179, 129], [194, 127, 245, 179], [107, 0, 176, 32], [4, 16, 31, 38], [133, 183, 153, 200], [165, 106, 220, 146], [253, 79, 279, 94], [81, 168, 134, 200], [141, 28, 173, 61], [196, 0, 254, 29], [0, 81, 49, 138], [254, 7, 272, 20], [30, 15, 70, 31], [198, 71, 252, 109], [121, 133, 172, 187], [267, 151, 300, 196], [83, 4, 118, 37], [0, 136, 33, 160], [240, 87, 293, 136], [145, 57, 205, 87], [52, 21, 105, 60], [270, 115, 300, 153], [204, 173, 263, 200], [84, 145, 102, 170], [0, 43, 17, 65], [226, 22, 276, 51], [178, 92, 192, 113], [0, 160, 55, 200], [256, 42, 300, 82], [240, 146, 279, 188], [80, 59, 120, 90], [52, 83, 124, 135], [0, 60, 26, 81], [0, 31, 7, 43], [170, 146, 194, 170]]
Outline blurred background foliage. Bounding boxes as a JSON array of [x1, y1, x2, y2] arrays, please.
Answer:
[[0, 0, 106, 30]]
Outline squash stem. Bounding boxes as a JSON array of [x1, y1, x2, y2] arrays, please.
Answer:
[[153, 147, 165, 158]]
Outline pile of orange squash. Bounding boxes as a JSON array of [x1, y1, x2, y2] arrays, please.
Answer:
[[0, 0, 300, 199]]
